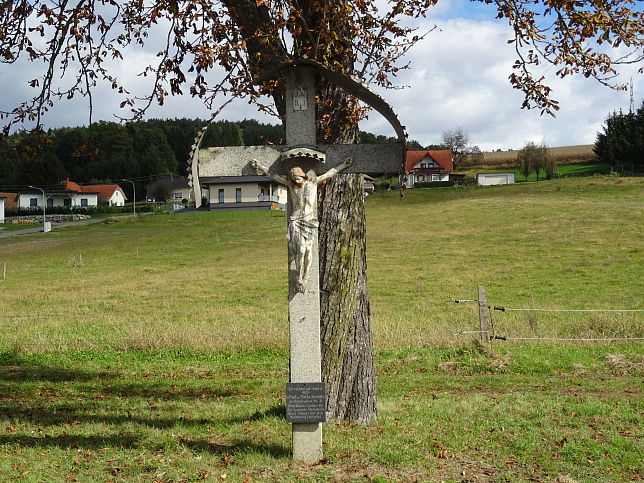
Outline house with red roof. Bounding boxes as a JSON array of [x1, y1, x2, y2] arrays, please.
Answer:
[[402, 150, 454, 188], [61, 180, 127, 206]]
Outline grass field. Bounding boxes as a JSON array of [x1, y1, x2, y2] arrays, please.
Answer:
[[0, 175, 642, 481], [455, 161, 611, 183]]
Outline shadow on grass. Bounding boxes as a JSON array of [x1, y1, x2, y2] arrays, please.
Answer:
[[0, 433, 140, 450], [0, 364, 237, 400], [0, 402, 222, 429], [99, 382, 236, 400], [182, 437, 290, 458], [0, 364, 115, 383], [243, 405, 286, 422], [0, 401, 288, 428], [0, 432, 290, 458]]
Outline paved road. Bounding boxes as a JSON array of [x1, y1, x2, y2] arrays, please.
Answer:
[[0, 216, 129, 238]]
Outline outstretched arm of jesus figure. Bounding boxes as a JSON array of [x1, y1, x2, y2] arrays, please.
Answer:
[[316, 157, 354, 185], [250, 159, 289, 186]]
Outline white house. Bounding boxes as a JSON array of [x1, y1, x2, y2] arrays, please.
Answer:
[[403, 150, 454, 188], [201, 176, 288, 211], [61, 180, 127, 206], [0, 196, 5, 223], [17, 188, 99, 209], [476, 172, 516, 186]]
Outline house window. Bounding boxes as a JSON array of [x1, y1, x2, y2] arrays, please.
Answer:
[[174, 192, 182, 200], [64, 199, 71, 207], [81, 198, 88, 207], [47, 199, 53, 208], [30, 198, 38, 207], [218, 189, 224, 203], [236, 188, 242, 203]]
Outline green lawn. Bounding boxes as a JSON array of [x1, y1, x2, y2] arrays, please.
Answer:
[[0, 175, 642, 481], [455, 162, 611, 182], [0, 222, 43, 232]]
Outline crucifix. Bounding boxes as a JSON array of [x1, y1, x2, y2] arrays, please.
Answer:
[[189, 60, 406, 464]]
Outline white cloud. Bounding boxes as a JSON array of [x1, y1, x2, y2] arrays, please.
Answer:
[[361, 16, 637, 150], [0, 8, 638, 151]]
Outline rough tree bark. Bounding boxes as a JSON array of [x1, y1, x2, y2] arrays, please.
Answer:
[[318, 171, 377, 424]]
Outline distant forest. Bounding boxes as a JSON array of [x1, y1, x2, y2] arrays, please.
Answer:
[[0, 118, 424, 196]]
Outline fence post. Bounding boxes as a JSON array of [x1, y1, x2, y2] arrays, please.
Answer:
[[2, 261, 6, 280], [478, 285, 489, 344]]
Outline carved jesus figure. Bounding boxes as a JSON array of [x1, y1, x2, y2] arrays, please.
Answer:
[[251, 157, 353, 292]]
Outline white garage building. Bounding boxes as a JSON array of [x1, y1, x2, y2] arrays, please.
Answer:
[[476, 172, 516, 186]]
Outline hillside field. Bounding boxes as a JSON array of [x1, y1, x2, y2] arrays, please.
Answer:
[[0, 175, 642, 481], [480, 144, 597, 168]]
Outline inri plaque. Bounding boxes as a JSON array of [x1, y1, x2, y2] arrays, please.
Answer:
[[292, 86, 308, 111], [286, 382, 326, 423]]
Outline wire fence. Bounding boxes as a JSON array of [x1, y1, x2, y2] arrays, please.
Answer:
[[450, 287, 644, 343]]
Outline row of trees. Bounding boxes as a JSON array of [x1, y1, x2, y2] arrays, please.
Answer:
[[0, 119, 285, 194], [517, 142, 556, 180], [594, 101, 644, 174]]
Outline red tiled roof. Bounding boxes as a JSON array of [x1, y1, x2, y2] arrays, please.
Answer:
[[60, 179, 125, 201], [405, 150, 453, 173], [61, 179, 82, 192], [82, 184, 123, 201], [0, 192, 17, 209]]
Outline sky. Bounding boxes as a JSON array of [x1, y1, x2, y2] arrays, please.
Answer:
[[0, 0, 641, 152]]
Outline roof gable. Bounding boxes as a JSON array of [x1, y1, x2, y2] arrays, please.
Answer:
[[405, 150, 453, 172], [81, 184, 122, 200]]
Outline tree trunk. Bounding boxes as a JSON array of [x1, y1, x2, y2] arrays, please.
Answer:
[[226, 0, 378, 424], [312, 68, 378, 424], [317, 173, 378, 424]]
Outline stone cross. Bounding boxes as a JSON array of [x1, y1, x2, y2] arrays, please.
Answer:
[[190, 61, 405, 464]]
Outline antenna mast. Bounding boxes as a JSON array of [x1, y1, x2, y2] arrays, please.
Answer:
[[629, 77, 634, 113]]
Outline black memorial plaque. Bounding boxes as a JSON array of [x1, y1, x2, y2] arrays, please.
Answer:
[[285, 382, 326, 423]]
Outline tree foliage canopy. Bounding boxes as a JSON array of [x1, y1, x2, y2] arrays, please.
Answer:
[[0, 0, 642, 136], [594, 101, 644, 173]]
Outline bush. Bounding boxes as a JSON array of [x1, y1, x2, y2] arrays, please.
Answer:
[[413, 181, 456, 188], [5, 204, 137, 217]]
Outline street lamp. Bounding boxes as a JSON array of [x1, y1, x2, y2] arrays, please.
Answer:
[[28, 185, 47, 232], [121, 179, 136, 215]]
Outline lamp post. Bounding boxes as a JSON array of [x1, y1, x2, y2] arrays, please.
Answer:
[[28, 185, 47, 232], [121, 179, 136, 215]]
